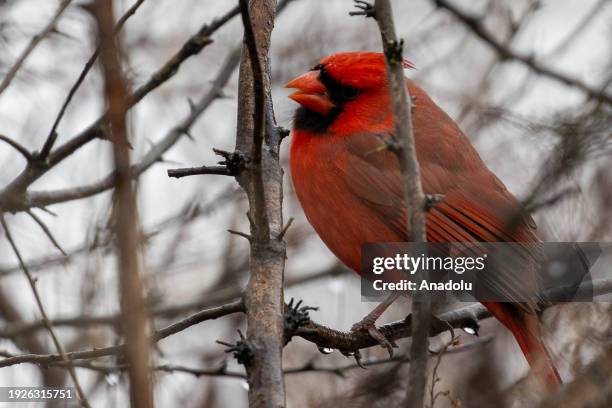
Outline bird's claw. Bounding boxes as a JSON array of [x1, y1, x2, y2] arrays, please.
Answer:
[[351, 320, 397, 358], [341, 349, 367, 369]]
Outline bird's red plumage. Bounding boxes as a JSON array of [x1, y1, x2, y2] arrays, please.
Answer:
[[288, 52, 561, 387]]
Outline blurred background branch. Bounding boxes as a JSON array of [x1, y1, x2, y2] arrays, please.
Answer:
[[0, 0, 610, 406]]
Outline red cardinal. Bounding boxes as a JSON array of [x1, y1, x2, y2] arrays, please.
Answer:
[[287, 52, 561, 387]]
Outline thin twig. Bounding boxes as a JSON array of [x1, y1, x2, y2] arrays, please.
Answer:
[[0, 299, 244, 368], [0, 215, 91, 408], [39, 0, 148, 159], [23, 48, 241, 208], [0, 0, 74, 96], [0, 134, 33, 161], [0, 4, 241, 211], [22, 334, 490, 379], [0, 264, 345, 339], [433, 0, 612, 106], [167, 165, 234, 178], [25, 209, 67, 255]]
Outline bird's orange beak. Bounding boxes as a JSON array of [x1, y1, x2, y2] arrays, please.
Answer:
[[286, 71, 335, 115]]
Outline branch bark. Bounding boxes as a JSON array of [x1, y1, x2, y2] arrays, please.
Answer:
[[92, 1, 153, 407], [372, 1, 429, 406], [235, 0, 287, 406]]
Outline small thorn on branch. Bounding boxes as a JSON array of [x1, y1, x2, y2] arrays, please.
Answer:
[[227, 229, 252, 241], [216, 329, 254, 367], [350, 0, 376, 18], [425, 194, 445, 211], [277, 126, 290, 140], [277, 217, 294, 241], [187, 98, 196, 112]]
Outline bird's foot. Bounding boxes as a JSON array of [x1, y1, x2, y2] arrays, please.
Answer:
[[351, 318, 397, 358], [341, 349, 366, 369]]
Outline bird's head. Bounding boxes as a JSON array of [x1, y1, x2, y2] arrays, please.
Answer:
[[286, 52, 414, 134]]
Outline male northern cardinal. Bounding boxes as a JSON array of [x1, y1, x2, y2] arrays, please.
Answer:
[[287, 52, 561, 387]]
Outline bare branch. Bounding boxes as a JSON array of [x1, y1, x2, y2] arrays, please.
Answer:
[[167, 165, 234, 178], [234, 0, 288, 405], [92, 1, 153, 405], [39, 0, 148, 159], [0, 134, 33, 161], [0, 264, 345, 339], [296, 278, 612, 353], [0, 216, 91, 407], [0, 4, 241, 211], [23, 49, 241, 208], [0, 0, 74, 96], [25, 209, 67, 255], [433, 0, 612, 106], [0, 299, 244, 368], [368, 1, 429, 406]]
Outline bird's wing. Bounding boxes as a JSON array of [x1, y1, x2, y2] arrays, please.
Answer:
[[340, 131, 542, 310]]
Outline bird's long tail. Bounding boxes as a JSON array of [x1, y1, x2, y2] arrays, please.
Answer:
[[484, 302, 562, 388]]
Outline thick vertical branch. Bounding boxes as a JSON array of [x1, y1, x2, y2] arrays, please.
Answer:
[[373, 1, 429, 407], [92, 1, 153, 407], [235, 0, 287, 406]]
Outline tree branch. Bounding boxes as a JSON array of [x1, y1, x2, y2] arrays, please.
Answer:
[[0, 299, 244, 368], [296, 278, 612, 352], [433, 0, 612, 106], [39, 0, 148, 159], [0, 216, 91, 407], [0, 264, 345, 339], [0, 3, 241, 212], [0, 134, 33, 161], [23, 48, 241, 208], [92, 1, 153, 405], [0, 0, 74, 97], [369, 1, 429, 406], [234, 0, 288, 405]]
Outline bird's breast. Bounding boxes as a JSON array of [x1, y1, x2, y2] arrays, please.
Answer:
[[290, 131, 403, 273]]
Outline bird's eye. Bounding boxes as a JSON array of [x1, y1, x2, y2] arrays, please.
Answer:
[[342, 86, 359, 99], [311, 64, 323, 71]]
